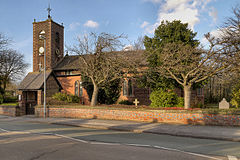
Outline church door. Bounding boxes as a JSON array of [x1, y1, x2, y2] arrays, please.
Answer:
[[25, 91, 37, 115]]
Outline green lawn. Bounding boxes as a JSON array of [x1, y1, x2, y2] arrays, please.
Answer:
[[0, 103, 18, 106]]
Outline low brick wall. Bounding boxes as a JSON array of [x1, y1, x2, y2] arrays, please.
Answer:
[[35, 107, 240, 126], [0, 106, 18, 117]]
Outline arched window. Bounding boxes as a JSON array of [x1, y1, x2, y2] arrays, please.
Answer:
[[123, 80, 127, 96], [128, 79, 133, 96], [39, 30, 45, 35], [75, 81, 79, 96], [79, 81, 83, 97]]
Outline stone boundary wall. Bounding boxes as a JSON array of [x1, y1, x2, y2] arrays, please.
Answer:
[[35, 107, 240, 126], [0, 106, 18, 117]]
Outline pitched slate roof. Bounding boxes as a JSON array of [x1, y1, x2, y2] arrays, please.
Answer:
[[18, 71, 52, 90], [54, 55, 81, 71], [53, 50, 146, 71]]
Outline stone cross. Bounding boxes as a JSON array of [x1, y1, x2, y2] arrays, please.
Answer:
[[219, 98, 230, 109], [133, 99, 139, 106]]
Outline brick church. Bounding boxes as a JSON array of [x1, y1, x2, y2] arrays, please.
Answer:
[[17, 10, 153, 115], [18, 10, 204, 115]]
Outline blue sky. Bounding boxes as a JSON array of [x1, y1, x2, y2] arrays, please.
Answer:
[[0, 0, 239, 73]]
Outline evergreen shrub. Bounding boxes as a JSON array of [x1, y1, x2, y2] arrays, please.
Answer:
[[150, 89, 179, 108], [230, 81, 240, 108], [52, 92, 79, 103], [176, 97, 184, 107], [3, 96, 18, 103], [231, 89, 240, 108], [52, 92, 68, 101], [67, 95, 80, 103]]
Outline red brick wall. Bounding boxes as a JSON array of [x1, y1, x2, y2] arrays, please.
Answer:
[[35, 107, 240, 126], [57, 76, 90, 105], [0, 106, 18, 117]]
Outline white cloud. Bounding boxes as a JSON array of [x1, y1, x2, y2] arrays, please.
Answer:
[[143, 0, 213, 34], [84, 20, 99, 28], [201, 29, 222, 46], [123, 45, 134, 51], [140, 21, 149, 28], [143, 0, 162, 3], [208, 7, 218, 23], [69, 22, 81, 31]]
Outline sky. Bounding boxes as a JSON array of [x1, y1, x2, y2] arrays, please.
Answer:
[[0, 0, 239, 74]]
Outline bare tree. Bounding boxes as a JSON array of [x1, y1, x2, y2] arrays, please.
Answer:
[[69, 32, 136, 106], [146, 6, 240, 109], [221, 6, 240, 46], [0, 33, 9, 51], [203, 6, 240, 103], [133, 36, 145, 50], [0, 49, 28, 96], [154, 38, 235, 109]]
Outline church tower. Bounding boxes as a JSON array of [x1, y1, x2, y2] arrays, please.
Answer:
[[32, 6, 64, 72]]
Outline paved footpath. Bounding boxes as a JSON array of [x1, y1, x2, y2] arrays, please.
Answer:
[[1, 115, 240, 142]]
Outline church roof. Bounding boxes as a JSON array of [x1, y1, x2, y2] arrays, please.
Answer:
[[53, 50, 146, 71], [54, 55, 81, 71], [18, 71, 56, 90]]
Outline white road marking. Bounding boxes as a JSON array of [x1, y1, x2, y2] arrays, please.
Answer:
[[54, 133, 88, 143], [0, 127, 228, 160], [0, 127, 9, 132], [37, 132, 54, 135], [228, 155, 238, 160], [90, 142, 120, 145], [127, 143, 151, 147], [153, 145, 223, 160]]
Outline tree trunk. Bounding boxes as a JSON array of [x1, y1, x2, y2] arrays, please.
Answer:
[[184, 85, 191, 109], [2, 79, 7, 99], [91, 84, 99, 106]]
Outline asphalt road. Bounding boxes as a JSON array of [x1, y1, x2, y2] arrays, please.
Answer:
[[0, 117, 239, 160]]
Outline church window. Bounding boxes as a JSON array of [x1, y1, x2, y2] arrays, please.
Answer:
[[123, 80, 127, 96], [128, 79, 133, 96], [39, 30, 45, 35], [79, 81, 83, 97], [75, 81, 79, 96], [74, 81, 83, 97]]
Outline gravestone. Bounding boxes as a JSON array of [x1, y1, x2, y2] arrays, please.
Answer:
[[219, 98, 229, 109]]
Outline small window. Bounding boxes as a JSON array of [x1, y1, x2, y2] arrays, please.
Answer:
[[65, 71, 73, 75], [39, 30, 45, 35]]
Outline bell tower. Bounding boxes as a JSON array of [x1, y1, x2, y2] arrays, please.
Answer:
[[32, 6, 64, 72]]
